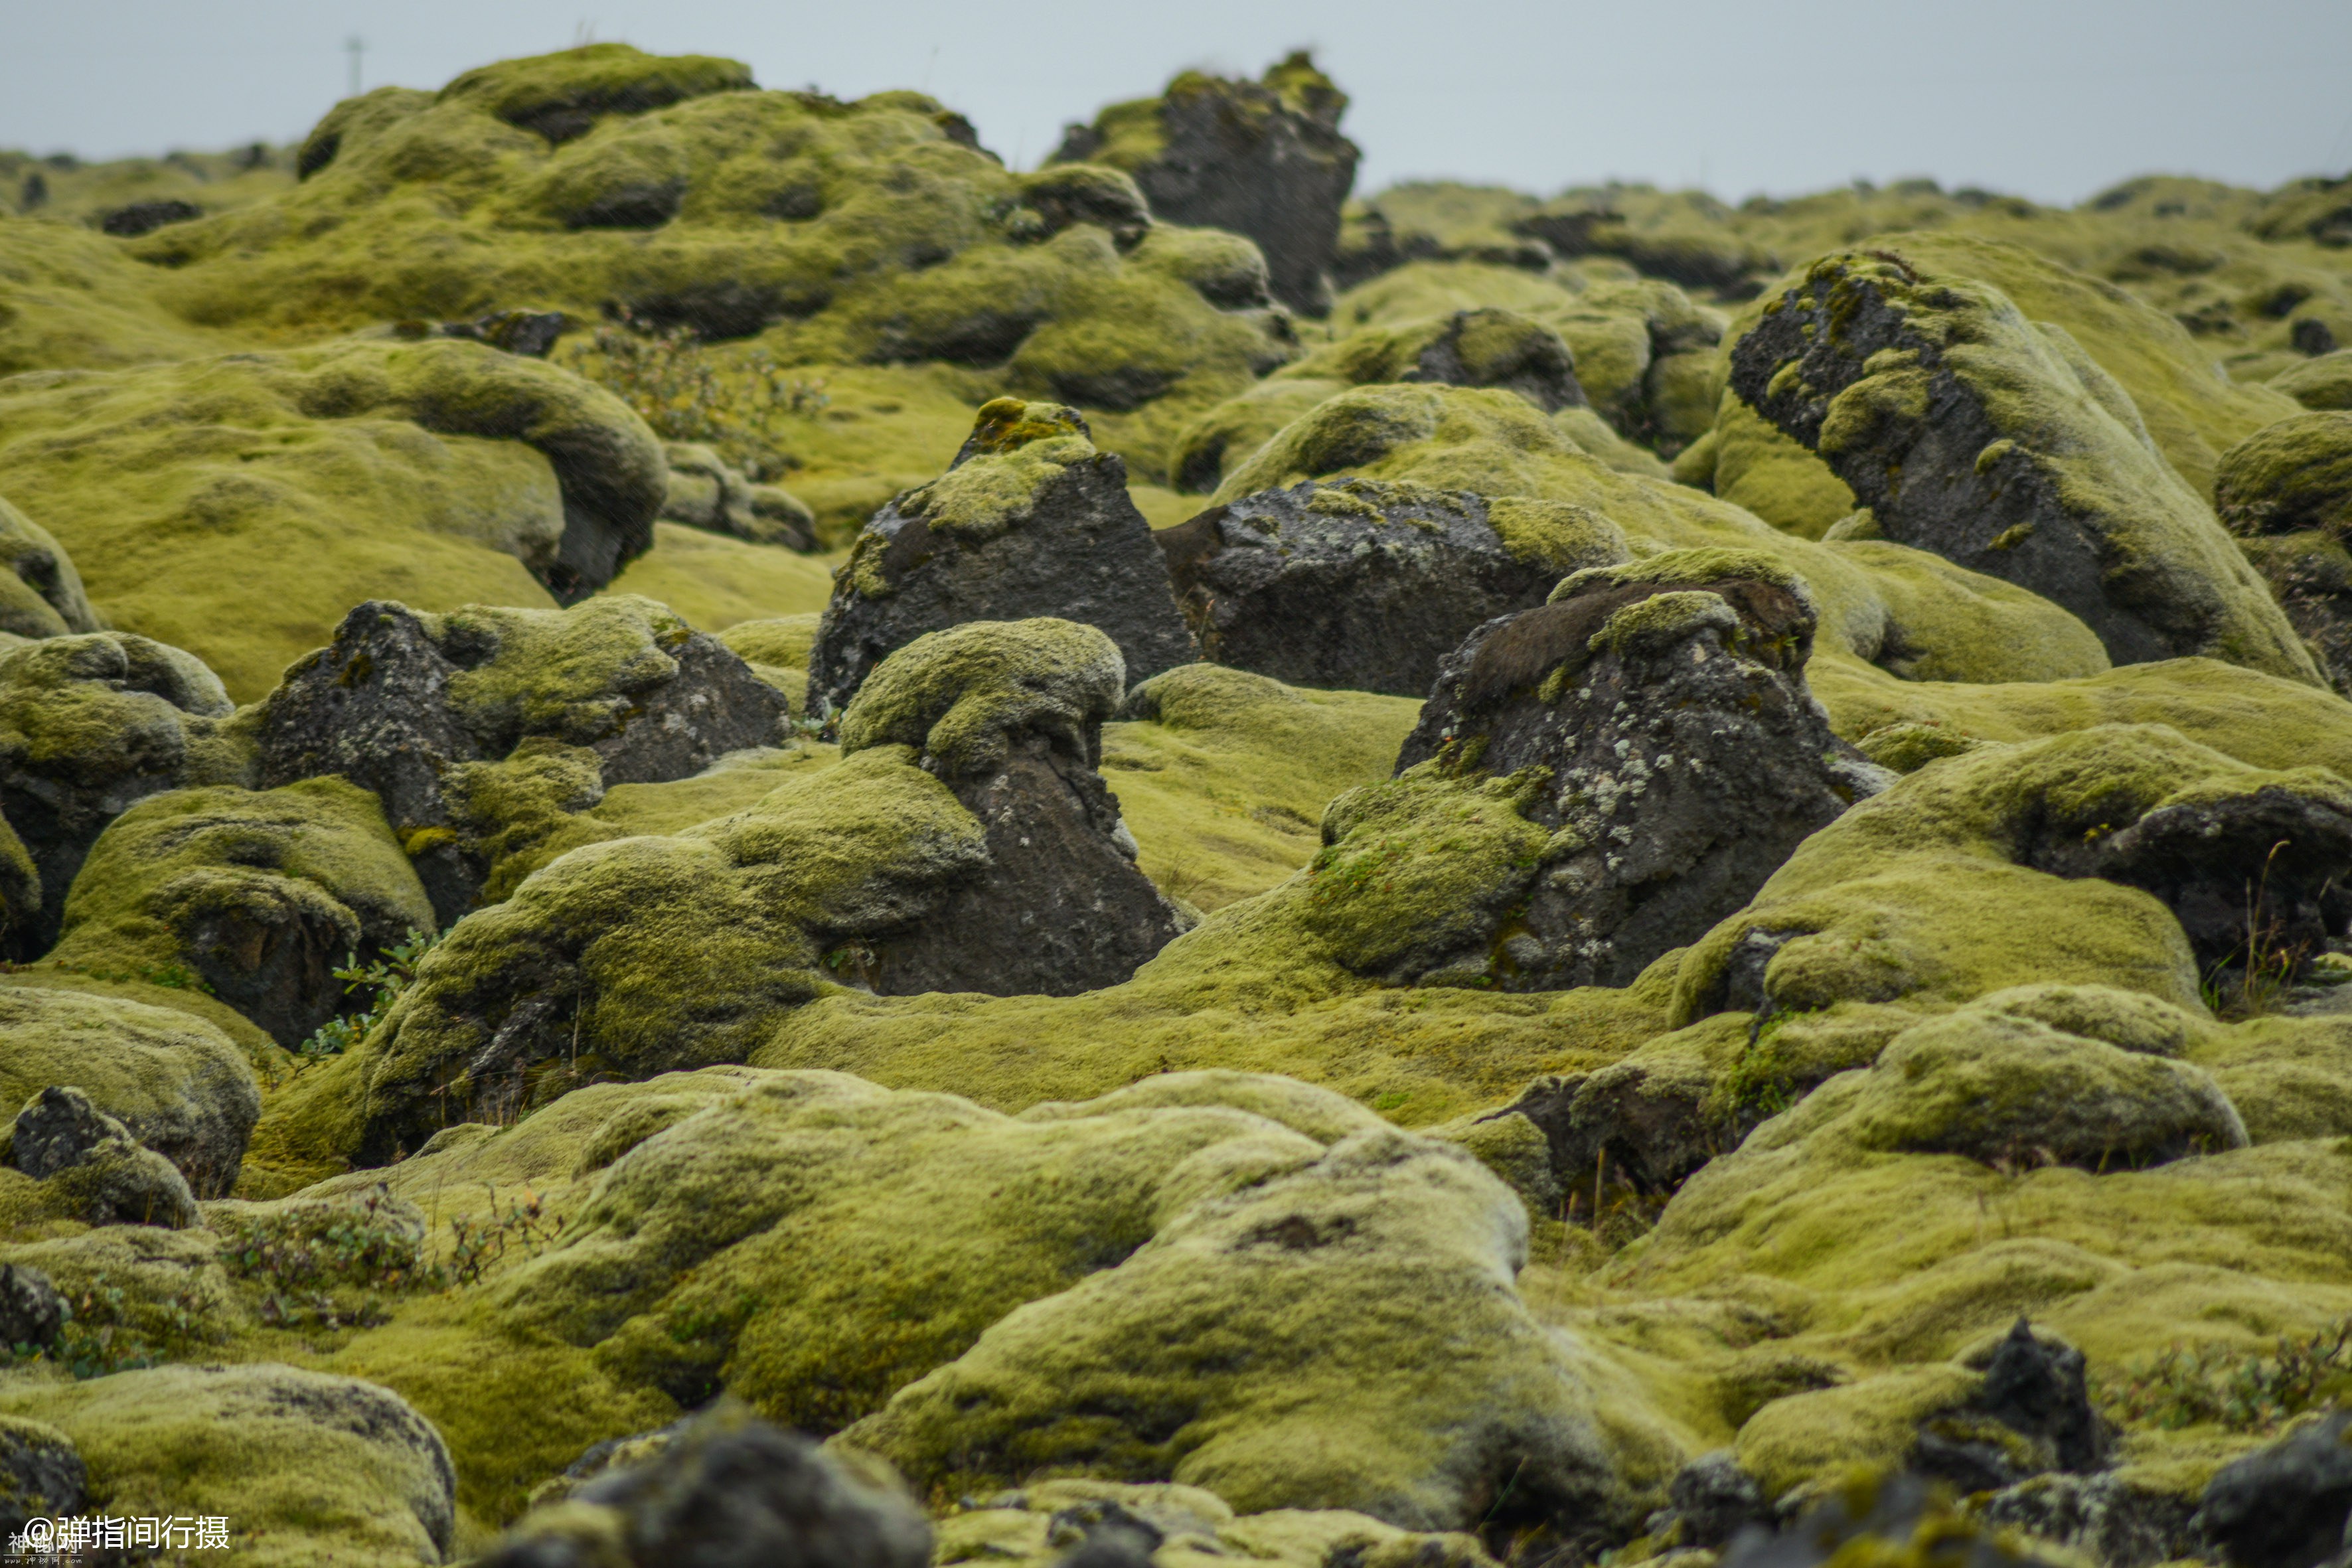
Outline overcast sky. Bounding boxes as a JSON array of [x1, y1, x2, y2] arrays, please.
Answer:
[[5, 0, 2348, 205]]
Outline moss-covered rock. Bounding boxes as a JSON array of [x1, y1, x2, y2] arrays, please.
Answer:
[[0, 220, 241, 377], [0, 631, 248, 955], [7, 1084, 202, 1229], [0, 495, 99, 642], [254, 595, 787, 924], [2272, 349, 2352, 412], [1397, 548, 1880, 988], [1670, 724, 2352, 1028], [0, 338, 668, 698], [0, 990, 256, 1197], [1154, 477, 1628, 696], [657, 440, 817, 549], [44, 777, 433, 1050], [0, 1362, 455, 1565], [1052, 54, 1357, 315], [809, 400, 1196, 714], [1730, 249, 2318, 681], [445, 1067, 1677, 1533]]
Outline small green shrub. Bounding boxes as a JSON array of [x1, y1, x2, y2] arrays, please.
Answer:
[[299, 929, 441, 1057], [10, 1273, 202, 1380], [441, 1186, 563, 1287], [2097, 1318, 2352, 1432], [562, 314, 828, 467]]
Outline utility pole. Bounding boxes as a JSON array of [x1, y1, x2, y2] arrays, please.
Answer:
[[347, 35, 365, 99]]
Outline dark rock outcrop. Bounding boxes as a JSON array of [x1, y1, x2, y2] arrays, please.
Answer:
[[1156, 478, 1626, 696], [0, 1265, 63, 1354], [0, 1416, 86, 1540], [1397, 549, 1881, 988], [480, 1407, 933, 1568], [11, 1086, 201, 1229], [2217, 411, 2352, 694], [2197, 1409, 2352, 1568], [256, 597, 788, 925], [833, 619, 1186, 997], [97, 198, 203, 237], [1052, 54, 1358, 315], [809, 401, 1196, 716], [1729, 250, 2319, 682]]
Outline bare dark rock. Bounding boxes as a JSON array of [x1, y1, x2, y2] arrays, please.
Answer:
[[0, 1265, 62, 1354], [2197, 1409, 2352, 1568], [1052, 54, 1358, 315], [97, 198, 203, 237], [1157, 479, 1625, 696], [1976, 1474, 2201, 1568], [1397, 550, 1880, 989], [0, 1417, 85, 1540], [481, 1407, 933, 1568]]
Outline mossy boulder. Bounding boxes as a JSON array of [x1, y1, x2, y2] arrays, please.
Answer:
[[1671, 724, 2352, 1027], [0, 631, 247, 955], [0, 338, 668, 698], [0, 220, 236, 377], [1398, 549, 1879, 988], [657, 440, 817, 550], [45, 777, 433, 1050], [2272, 349, 2352, 412], [833, 617, 1183, 993], [449, 1067, 1676, 1534], [2213, 412, 2352, 692], [254, 595, 788, 924], [808, 400, 1196, 714], [1154, 477, 1628, 696], [0, 1363, 455, 1566], [7, 1084, 201, 1229], [1729, 249, 2319, 681], [0, 495, 99, 641], [0, 990, 257, 1197], [1052, 54, 1358, 315]]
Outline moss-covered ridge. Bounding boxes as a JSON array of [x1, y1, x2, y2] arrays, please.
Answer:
[[0, 338, 665, 700], [1729, 248, 2317, 683]]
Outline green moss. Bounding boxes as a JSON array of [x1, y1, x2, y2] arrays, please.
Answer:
[[2215, 410, 2352, 537], [0, 493, 100, 640], [0, 1361, 461, 1565], [716, 612, 821, 670], [0, 220, 248, 377], [248, 744, 989, 1176], [1710, 391, 1857, 537], [46, 779, 433, 1028], [0, 989, 259, 1196], [0, 339, 670, 700], [2272, 351, 2352, 412], [597, 524, 838, 633], [838, 617, 1125, 779]]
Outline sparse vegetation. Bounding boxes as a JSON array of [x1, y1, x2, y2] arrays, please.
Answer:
[[299, 928, 441, 1057]]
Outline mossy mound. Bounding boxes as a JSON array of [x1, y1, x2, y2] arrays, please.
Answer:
[[405, 1067, 1676, 1533], [1730, 248, 2317, 682], [45, 777, 434, 1050], [2272, 350, 2352, 411], [0, 631, 249, 953], [934, 1479, 1498, 1568], [1668, 724, 2352, 1027], [0, 141, 293, 230], [2216, 411, 2352, 538], [0, 494, 99, 641], [837, 617, 1123, 781], [0, 1362, 455, 1565], [0, 338, 668, 698], [0, 220, 242, 376], [0, 988, 259, 1197], [119, 47, 1289, 443]]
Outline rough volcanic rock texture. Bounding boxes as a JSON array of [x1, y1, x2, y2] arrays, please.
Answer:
[[1156, 479, 1628, 696], [832, 618, 1183, 996], [1054, 54, 1359, 316], [1394, 549, 1878, 988], [481, 1406, 933, 1568], [0, 631, 243, 955], [256, 595, 787, 925], [46, 777, 436, 1049], [809, 401, 1197, 714], [1729, 249, 2319, 681], [9, 1084, 202, 1228]]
